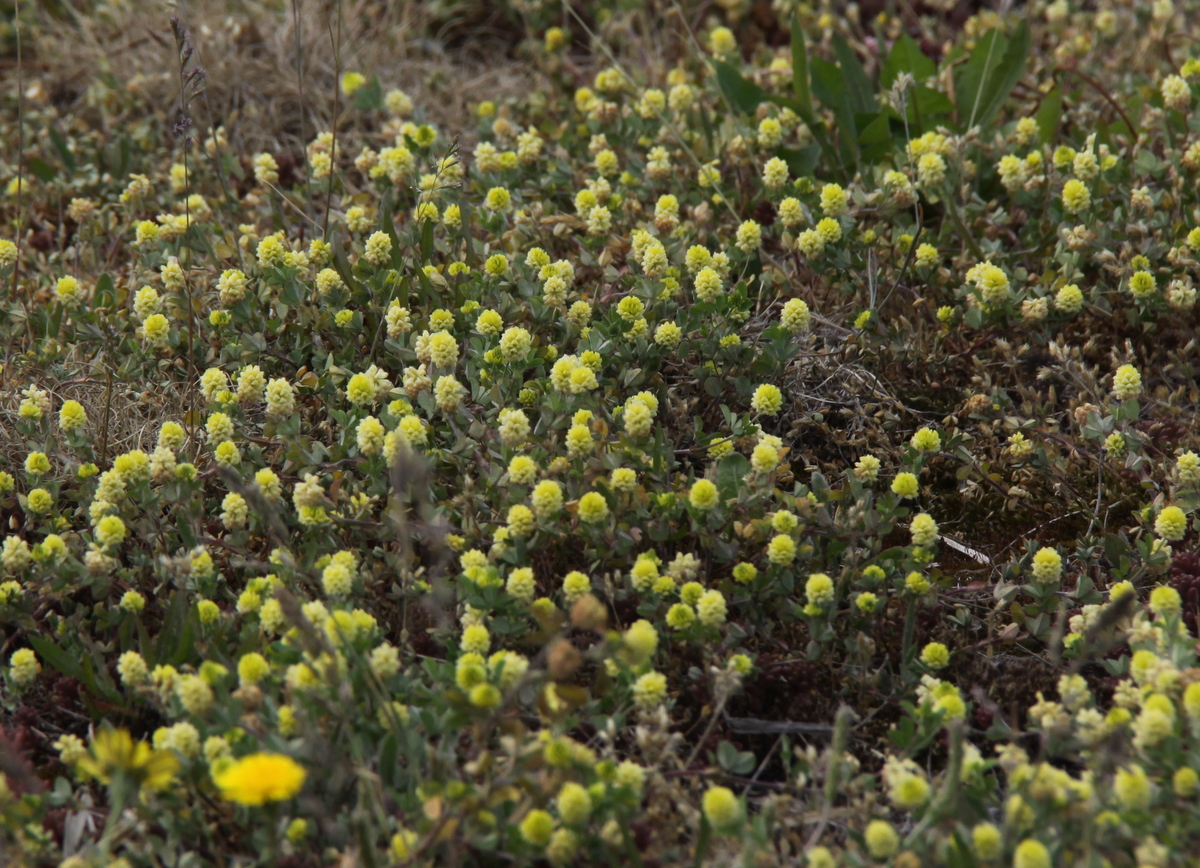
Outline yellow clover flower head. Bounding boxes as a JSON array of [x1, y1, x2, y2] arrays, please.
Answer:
[[1112, 364, 1142, 401], [1013, 840, 1050, 868], [920, 642, 950, 669], [751, 383, 783, 416], [864, 819, 899, 859], [689, 479, 719, 510], [910, 427, 940, 451], [702, 785, 740, 830], [1154, 505, 1187, 541], [891, 472, 919, 499]]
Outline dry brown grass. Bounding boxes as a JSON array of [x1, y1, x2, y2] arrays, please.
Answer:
[[28, 0, 544, 155], [0, 373, 193, 467]]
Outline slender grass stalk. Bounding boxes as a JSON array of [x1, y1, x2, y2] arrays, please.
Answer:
[[12, 0, 31, 349], [322, 0, 344, 240], [292, 0, 314, 222]]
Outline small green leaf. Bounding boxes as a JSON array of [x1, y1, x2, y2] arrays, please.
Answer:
[[278, 282, 303, 306], [1133, 148, 1162, 178], [95, 273, 116, 308], [716, 740, 738, 770]]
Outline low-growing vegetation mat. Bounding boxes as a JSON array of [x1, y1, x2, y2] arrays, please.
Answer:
[[3, 0, 1200, 865]]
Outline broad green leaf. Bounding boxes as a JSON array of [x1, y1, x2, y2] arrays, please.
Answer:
[[785, 18, 845, 177], [379, 733, 399, 787], [857, 112, 892, 163], [1034, 86, 1063, 144], [154, 590, 188, 666], [26, 635, 84, 682], [957, 23, 1030, 132], [776, 144, 820, 177], [351, 77, 384, 111], [48, 302, 64, 339], [790, 16, 813, 117], [419, 216, 434, 264], [880, 33, 935, 90], [811, 58, 859, 166], [713, 60, 766, 115], [170, 612, 197, 667], [910, 86, 955, 118], [856, 112, 889, 146], [456, 196, 478, 267], [956, 29, 1005, 130], [976, 21, 1030, 130], [380, 191, 404, 270], [716, 453, 751, 500], [75, 653, 110, 703], [79, 635, 124, 704], [49, 127, 77, 174], [333, 235, 359, 291], [116, 136, 131, 177], [696, 102, 716, 152], [832, 34, 877, 115], [27, 156, 57, 182], [810, 58, 848, 113]]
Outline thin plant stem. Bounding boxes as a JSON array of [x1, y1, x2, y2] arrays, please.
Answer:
[[171, 18, 206, 459], [292, 0, 314, 221], [901, 597, 917, 667], [99, 361, 114, 465], [943, 191, 985, 261], [322, 0, 343, 240], [201, 93, 248, 272], [12, 0, 31, 347], [804, 706, 852, 851]]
